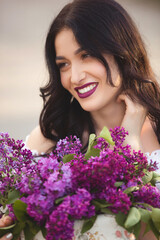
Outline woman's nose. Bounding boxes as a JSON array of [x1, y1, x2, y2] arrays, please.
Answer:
[[70, 64, 86, 84]]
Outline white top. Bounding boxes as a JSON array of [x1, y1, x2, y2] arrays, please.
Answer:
[[145, 150, 160, 173]]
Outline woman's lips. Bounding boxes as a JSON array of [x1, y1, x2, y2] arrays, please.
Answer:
[[75, 82, 98, 98]]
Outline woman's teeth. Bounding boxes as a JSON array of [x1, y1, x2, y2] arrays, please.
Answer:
[[78, 84, 96, 94]]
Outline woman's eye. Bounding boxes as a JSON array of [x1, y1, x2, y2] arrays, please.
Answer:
[[57, 62, 68, 70], [81, 53, 91, 59]]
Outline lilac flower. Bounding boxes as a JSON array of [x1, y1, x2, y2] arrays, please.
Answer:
[[37, 154, 60, 179], [133, 184, 160, 208], [1, 127, 160, 240], [67, 188, 95, 219], [110, 127, 128, 146], [55, 135, 82, 160], [46, 205, 74, 240], [45, 188, 95, 240], [0, 133, 33, 197], [94, 137, 109, 150], [22, 193, 55, 224]]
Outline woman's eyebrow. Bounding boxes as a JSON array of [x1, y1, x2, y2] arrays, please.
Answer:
[[55, 56, 65, 61], [55, 47, 83, 61], [74, 47, 83, 55]]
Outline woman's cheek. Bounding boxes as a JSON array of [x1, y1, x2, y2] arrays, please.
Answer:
[[60, 73, 68, 89]]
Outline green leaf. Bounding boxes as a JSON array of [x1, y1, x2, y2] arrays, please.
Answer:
[[153, 172, 160, 178], [62, 154, 75, 163], [154, 177, 160, 182], [87, 134, 96, 151], [12, 222, 25, 240], [123, 186, 139, 194], [101, 208, 113, 215], [92, 199, 111, 209], [132, 221, 141, 239], [114, 181, 123, 187], [99, 127, 115, 145], [6, 190, 20, 204], [84, 135, 100, 160], [151, 177, 160, 185], [138, 208, 151, 223], [124, 207, 141, 229], [134, 202, 153, 211], [24, 223, 35, 240], [13, 200, 27, 222], [41, 226, 47, 238], [55, 196, 65, 205], [0, 223, 16, 230], [85, 147, 100, 160], [26, 220, 41, 235], [81, 215, 97, 234], [151, 208, 160, 231], [142, 171, 153, 185], [84, 133, 96, 157], [115, 212, 127, 227]]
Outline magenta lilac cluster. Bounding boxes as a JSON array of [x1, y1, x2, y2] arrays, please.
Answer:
[[0, 128, 159, 240], [55, 135, 82, 161]]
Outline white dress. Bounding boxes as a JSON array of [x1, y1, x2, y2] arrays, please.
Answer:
[[23, 139, 160, 240]]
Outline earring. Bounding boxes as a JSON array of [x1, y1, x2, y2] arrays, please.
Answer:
[[70, 95, 74, 103]]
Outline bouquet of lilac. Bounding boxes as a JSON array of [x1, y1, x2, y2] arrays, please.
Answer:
[[0, 127, 160, 240]]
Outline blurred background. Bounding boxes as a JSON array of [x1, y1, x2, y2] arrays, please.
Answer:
[[0, 0, 160, 141]]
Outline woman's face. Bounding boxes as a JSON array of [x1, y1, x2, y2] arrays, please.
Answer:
[[55, 28, 121, 113]]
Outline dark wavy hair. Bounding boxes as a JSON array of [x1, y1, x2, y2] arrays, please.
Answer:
[[40, 0, 160, 148]]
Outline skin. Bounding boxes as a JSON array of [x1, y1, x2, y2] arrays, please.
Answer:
[[0, 28, 159, 240], [0, 216, 13, 240]]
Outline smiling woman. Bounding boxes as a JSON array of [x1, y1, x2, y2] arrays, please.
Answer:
[[55, 29, 121, 114], [0, 0, 160, 239], [35, 0, 160, 154]]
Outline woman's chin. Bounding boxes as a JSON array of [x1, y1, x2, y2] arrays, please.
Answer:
[[80, 103, 101, 113]]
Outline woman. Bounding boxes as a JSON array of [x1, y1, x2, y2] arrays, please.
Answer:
[[1, 0, 160, 239]]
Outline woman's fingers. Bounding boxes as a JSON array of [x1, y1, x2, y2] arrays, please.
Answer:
[[0, 216, 13, 239], [0, 216, 13, 228], [117, 94, 147, 128], [0, 233, 13, 240]]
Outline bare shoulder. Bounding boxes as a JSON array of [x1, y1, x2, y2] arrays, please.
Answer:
[[141, 118, 160, 153], [26, 126, 55, 154]]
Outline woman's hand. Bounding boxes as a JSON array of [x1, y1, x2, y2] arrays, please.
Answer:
[[0, 215, 13, 240], [138, 222, 157, 240], [117, 94, 147, 152], [0, 233, 13, 240]]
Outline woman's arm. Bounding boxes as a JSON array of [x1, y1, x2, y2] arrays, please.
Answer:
[[141, 118, 160, 153]]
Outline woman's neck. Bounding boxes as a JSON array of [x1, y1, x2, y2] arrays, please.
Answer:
[[90, 100, 126, 136]]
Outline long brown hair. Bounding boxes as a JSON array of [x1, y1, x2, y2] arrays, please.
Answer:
[[40, 0, 160, 146]]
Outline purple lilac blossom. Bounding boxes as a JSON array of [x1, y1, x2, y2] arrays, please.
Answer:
[[133, 184, 160, 208], [1, 127, 159, 240], [55, 135, 82, 160]]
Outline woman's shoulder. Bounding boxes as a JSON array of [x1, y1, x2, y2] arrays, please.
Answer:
[[25, 126, 55, 154], [141, 118, 160, 154]]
